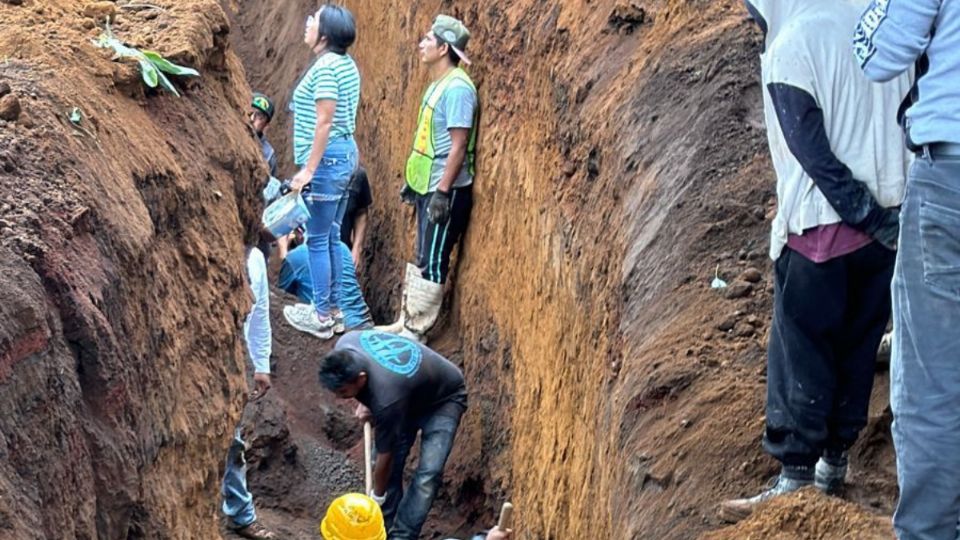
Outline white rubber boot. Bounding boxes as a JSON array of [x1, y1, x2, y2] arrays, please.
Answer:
[[374, 263, 419, 334], [398, 268, 443, 343]]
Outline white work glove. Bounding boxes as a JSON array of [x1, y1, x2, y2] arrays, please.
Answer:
[[369, 490, 387, 506]]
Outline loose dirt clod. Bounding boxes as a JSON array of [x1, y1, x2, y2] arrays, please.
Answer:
[[0, 94, 21, 121]]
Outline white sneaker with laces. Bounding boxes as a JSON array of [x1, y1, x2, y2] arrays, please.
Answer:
[[283, 304, 334, 339]]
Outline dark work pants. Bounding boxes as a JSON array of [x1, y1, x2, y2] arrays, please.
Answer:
[[763, 242, 895, 468], [380, 409, 463, 540], [415, 184, 473, 285]]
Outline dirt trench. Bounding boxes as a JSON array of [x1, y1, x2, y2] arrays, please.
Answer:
[[0, 0, 902, 539], [225, 1, 901, 539]]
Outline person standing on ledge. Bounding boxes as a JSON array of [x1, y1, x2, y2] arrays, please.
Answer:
[[377, 14, 479, 343]]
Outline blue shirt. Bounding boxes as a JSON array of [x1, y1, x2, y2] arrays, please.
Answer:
[[855, 0, 960, 145], [290, 52, 361, 165], [425, 77, 477, 192]]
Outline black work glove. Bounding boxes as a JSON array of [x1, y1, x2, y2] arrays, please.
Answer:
[[867, 207, 900, 251], [427, 189, 451, 224], [400, 184, 417, 206]]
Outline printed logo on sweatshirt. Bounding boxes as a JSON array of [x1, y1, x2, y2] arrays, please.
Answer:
[[360, 331, 422, 377], [854, 0, 890, 66]]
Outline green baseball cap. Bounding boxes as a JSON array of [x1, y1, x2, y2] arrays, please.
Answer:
[[432, 14, 472, 65], [251, 92, 275, 122]]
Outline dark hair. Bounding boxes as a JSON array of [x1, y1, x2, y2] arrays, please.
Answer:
[[317, 5, 356, 54], [433, 32, 461, 66], [318, 349, 364, 390]]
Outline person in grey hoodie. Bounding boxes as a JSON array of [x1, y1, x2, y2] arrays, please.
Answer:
[[854, 2, 960, 539], [719, 0, 913, 523]]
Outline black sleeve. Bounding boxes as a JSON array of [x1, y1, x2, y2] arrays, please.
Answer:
[[355, 167, 373, 211], [358, 176, 373, 210], [766, 82, 889, 233]]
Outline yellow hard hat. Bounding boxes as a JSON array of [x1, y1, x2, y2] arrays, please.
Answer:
[[320, 493, 387, 540]]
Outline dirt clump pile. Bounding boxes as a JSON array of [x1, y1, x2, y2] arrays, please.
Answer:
[[702, 488, 894, 540], [0, 0, 266, 538]]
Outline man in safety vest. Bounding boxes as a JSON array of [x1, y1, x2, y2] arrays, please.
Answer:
[[377, 14, 479, 342]]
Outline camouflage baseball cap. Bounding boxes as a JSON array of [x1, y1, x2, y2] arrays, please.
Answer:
[[432, 14, 471, 65]]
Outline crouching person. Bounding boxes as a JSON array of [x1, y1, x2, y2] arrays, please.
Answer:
[[318, 331, 468, 539]]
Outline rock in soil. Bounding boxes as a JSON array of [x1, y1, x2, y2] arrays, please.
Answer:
[[0, 94, 21, 121], [716, 315, 738, 332], [82, 2, 116, 20], [724, 280, 754, 300], [739, 267, 763, 283]]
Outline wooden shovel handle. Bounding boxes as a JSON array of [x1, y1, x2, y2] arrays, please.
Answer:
[[497, 502, 514, 530], [364, 422, 373, 495]]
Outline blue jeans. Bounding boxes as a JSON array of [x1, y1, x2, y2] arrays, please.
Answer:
[[337, 241, 373, 329], [381, 410, 463, 540], [221, 428, 256, 527], [303, 137, 358, 316], [891, 155, 960, 540], [278, 242, 373, 329]]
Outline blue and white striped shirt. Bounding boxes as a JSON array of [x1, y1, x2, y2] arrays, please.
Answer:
[[291, 52, 361, 166]]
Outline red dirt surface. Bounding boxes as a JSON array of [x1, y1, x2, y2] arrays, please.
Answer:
[[0, 0, 265, 537]]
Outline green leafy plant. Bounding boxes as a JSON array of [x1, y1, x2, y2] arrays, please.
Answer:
[[92, 20, 199, 97]]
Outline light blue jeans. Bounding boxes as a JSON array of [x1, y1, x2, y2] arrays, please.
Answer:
[[221, 428, 256, 527], [337, 241, 373, 330], [891, 154, 960, 540], [302, 137, 358, 317]]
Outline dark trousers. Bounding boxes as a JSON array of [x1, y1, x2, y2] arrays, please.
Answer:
[[380, 409, 463, 540], [763, 242, 895, 467], [415, 184, 473, 285]]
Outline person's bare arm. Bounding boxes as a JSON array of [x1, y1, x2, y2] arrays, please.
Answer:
[[373, 451, 393, 496], [436, 128, 469, 193], [351, 210, 368, 269]]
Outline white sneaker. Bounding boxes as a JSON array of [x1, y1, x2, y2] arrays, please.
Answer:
[[331, 309, 346, 334], [283, 304, 334, 339]]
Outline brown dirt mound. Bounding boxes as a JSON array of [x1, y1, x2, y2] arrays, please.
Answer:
[[703, 488, 894, 540], [0, 0, 264, 537]]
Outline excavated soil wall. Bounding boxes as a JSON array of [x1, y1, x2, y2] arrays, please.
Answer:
[[0, 1, 265, 538], [227, 1, 899, 538], [0, 0, 899, 538]]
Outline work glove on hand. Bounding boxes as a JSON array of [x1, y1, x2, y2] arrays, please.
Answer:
[[867, 207, 900, 251], [400, 184, 418, 206], [369, 490, 387, 506], [427, 189, 452, 224]]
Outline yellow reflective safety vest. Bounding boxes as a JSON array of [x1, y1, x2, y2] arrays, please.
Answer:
[[405, 68, 478, 194]]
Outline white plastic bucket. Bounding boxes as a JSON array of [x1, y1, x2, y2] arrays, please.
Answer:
[[262, 192, 309, 237]]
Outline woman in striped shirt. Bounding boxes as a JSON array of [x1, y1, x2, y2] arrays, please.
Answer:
[[284, 5, 362, 340]]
